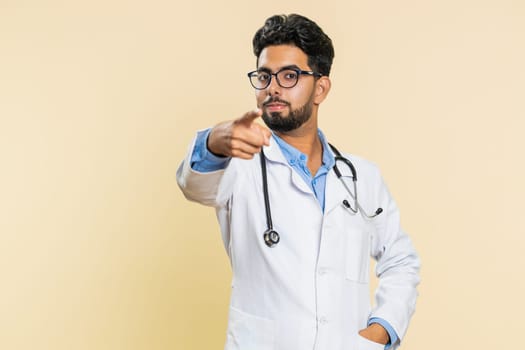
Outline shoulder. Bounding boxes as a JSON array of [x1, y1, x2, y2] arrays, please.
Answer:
[[339, 151, 382, 178]]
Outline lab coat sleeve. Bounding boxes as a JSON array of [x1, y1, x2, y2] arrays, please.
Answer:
[[176, 130, 238, 208], [369, 173, 420, 347]]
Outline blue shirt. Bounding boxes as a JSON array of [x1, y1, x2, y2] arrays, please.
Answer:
[[271, 130, 334, 211], [190, 128, 399, 348]]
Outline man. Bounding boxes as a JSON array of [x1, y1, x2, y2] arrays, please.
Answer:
[[177, 14, 420, 350]]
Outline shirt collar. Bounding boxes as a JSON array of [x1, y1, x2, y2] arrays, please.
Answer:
[[271, 129, 335, 170]]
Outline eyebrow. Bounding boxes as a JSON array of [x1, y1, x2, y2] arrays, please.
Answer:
[[257, 64, 302, 73]]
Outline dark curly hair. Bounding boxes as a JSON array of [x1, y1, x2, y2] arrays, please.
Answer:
[[252, 14, 335, 77]]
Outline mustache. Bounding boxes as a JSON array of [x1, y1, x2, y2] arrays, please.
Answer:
[[262, 97, 291, 107]]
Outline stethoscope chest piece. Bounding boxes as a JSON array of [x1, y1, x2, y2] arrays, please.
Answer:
[[263, 229, 280, 247]]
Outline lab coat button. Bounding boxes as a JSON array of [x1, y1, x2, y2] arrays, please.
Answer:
[[319, 316, 328, 325], [318, 268, 327, 276]]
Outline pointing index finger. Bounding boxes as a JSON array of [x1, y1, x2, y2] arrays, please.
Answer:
[[238, 108, 263, 124]]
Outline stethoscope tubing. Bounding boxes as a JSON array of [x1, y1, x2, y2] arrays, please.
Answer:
[[329, 143, 382, 218], [260, 148, 280, 247], [260, 143, 382, 247]]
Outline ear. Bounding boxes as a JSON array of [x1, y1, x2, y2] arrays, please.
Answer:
[[313, 76, 331, 105]]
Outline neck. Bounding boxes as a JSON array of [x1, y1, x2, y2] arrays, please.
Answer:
[[274, 111, 321, 154]]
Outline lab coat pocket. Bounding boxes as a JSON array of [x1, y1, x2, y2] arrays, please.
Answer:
[[357, 334, 386, 350], [344, 227, 370, 283], [225, 306, 275, 350]]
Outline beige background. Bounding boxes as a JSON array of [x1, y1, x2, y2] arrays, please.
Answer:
[[1, 0, 524, 349]]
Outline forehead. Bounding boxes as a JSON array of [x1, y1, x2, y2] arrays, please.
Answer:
[[257, 44, 309, 70]]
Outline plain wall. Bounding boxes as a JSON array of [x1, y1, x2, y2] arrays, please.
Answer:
[[1, 1, 524, 349]]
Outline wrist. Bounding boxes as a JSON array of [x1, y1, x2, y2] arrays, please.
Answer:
[[206, 129, 228, 158]]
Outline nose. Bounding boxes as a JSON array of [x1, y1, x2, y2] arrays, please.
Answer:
[[266, 74, 281, 96]]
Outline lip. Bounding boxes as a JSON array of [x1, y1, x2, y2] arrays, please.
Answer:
[[265, 103, 288, 112]]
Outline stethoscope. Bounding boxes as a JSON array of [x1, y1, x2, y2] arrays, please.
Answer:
[[260, 143, 383, 248]]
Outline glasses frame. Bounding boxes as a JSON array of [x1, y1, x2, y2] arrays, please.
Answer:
[[247, 68, 322, 90]]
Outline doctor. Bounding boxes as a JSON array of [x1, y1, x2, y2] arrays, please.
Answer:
[[177, 14, 420, 350]]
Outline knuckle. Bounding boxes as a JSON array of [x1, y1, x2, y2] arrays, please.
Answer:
[[230, 127, 243, 139]]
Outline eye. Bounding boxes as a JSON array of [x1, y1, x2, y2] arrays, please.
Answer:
[[257, 72, 270, 82], [281, 70, 298, 81]]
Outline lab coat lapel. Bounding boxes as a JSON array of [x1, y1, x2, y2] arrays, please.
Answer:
[[262, 138, 312, 195]]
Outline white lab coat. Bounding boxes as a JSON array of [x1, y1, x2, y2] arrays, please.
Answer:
[[177, 132, 420, 350]]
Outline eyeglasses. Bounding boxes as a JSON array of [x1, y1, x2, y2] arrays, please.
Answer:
[[247, 68, 322, 90]]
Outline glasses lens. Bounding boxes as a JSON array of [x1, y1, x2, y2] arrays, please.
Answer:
[[250, 71, 270, 89], [276, 69, 299, 88]]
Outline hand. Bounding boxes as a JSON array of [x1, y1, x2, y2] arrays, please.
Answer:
[[358, 323, 390, 345], [207, 109, 271, 159]]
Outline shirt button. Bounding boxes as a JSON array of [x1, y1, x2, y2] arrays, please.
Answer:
[[318, 268, 327, 276], [319, 316, 328, 325]]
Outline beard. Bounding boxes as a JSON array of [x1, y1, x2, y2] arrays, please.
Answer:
[[261, 95, 314, 132]]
